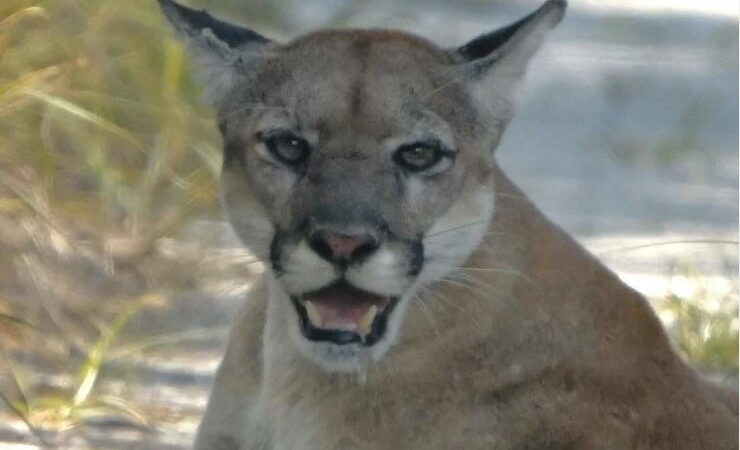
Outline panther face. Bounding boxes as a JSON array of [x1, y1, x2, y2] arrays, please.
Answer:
[[160, 0, 565, 371]]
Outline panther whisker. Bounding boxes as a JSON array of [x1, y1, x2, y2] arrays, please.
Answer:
[[452, 266, 543, 293], [422, 287, 487, 332], [413, 289, 442, 337], [423, 220, 492, 239], [436, 277, 491, 300]]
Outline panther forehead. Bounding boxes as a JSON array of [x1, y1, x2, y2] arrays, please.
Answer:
[[282, 29, 456, 66], [231, 30, 475, 149]]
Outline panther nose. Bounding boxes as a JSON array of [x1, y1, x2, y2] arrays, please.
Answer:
[[308, 228, 380, 264]]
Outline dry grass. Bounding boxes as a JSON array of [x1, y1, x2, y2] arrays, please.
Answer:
[[0, 0, 228, 437]]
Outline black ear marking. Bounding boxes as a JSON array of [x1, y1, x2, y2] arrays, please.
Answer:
[[458, 12, 535, 61], [457, 0, 566, 61], [158, 0, 268, 48]]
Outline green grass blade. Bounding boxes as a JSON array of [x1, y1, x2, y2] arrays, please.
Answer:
[[72, 304, 140, 407]]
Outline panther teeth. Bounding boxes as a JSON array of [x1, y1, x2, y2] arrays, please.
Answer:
[[305, 300, 323, 328], [358, 305, 378, 335]]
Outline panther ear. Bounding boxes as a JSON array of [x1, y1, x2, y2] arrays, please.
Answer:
[[453, 0, 566, 122], [158, 0, 272, 105]]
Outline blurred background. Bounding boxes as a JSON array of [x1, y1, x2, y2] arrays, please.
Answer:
[[0, 0, 737, 448]]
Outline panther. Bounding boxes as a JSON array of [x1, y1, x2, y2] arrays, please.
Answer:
[[157, 1, 738, 448]]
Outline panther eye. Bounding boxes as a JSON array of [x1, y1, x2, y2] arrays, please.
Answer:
[[393, 142, 451, 173], [259, 131, 310, 166]]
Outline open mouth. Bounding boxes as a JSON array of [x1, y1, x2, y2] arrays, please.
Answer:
[[291, 281, 398, 346]]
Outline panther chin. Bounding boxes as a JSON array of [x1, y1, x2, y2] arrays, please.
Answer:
[[288, 280, 406, 373]]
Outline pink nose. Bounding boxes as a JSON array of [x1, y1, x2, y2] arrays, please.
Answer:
[[308, 229, 380, 263], [325, 233, 365, 259]]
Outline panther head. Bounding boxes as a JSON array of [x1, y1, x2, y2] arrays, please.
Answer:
[[160, 0, 565, 372]]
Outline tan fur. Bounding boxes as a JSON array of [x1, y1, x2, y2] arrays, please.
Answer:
[[156, 1, 738, 448], [198, 167, 737, 450]]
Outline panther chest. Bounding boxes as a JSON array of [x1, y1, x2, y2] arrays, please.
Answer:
[[262, 378, 514, 450]]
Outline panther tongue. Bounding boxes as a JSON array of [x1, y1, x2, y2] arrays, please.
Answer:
[[302, 282, 389, 334]]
